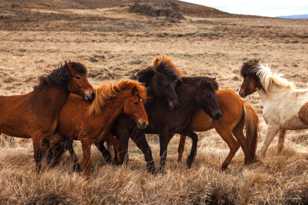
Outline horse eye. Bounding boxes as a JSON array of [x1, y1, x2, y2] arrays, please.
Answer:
[[75, 76, 81, 80]]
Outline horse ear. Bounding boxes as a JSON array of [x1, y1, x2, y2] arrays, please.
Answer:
[[65, 61, 74, 76]]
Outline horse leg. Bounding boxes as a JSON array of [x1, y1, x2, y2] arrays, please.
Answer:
[[277, 129, 286, 154], [64, 140, 81, 172], [260, 125, 280, 158], [215, 128, 240, 170], [81, 139, 92, 176], [32, 138, 42, 173], [95, 141, 112, 164], [131, 132, 155, 173], [232, 124, 251, 164], [186, 132, 198, 168], [159, 132, 172, 173], [178, 135, 186, 162]]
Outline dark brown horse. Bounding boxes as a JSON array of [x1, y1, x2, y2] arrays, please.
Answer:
[[48, 79, 149, 175], [106, 56, 223, 172], [0, 62, 94, 171]]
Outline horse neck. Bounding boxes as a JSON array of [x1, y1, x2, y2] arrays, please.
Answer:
[[258, 84, 293, 102], [33, 85, 69, 113], [94, 92, 128, 135]]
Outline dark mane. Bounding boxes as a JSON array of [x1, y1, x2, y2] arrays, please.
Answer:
[[153, 55, 183, 80], [183, 76, 219, 91], [240, 59, 260, 77], [35, 62, 87, 90]]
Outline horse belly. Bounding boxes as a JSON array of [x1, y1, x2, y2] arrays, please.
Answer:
[[298, 102, 308, 125]]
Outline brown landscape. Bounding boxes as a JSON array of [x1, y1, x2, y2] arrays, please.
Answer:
[[0, 0, 308, 204]]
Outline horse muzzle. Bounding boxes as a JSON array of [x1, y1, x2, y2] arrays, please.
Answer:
[[239, 89, 247, 98], [137, 120, 149, 129], [84, 90, 95, 102]]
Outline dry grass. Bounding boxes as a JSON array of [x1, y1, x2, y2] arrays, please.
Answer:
[[0, 137, 307, 205]]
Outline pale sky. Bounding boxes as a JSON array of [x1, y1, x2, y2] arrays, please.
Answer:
[[183, 0, 308, 17]]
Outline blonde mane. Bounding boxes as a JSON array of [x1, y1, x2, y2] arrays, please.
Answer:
[[89, 79, 147, 115], [256, 64, 295, 93], [153, 55, 184, 76]]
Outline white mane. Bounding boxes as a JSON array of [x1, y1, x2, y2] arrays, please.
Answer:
[[256, 64, 295, 93]]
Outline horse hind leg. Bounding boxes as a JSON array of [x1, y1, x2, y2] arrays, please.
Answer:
[[277, 129, 286, 154], [232, 122, 250, 165], [215, 128, 240, 170], [177, 135, 186, 162]]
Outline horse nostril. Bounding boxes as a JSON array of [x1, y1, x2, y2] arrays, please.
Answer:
[[214, 111, 223, 120], [91, 92, 96, 100]]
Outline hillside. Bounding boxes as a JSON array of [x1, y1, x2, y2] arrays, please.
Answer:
[[0, 0, 232, 17]]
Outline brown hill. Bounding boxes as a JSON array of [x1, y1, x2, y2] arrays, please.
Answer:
[[0, 0, 233, 18]]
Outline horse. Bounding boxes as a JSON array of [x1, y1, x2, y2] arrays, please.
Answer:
[[47, 56, 222, 173], [239, 59, 308, 158], [0, 61, 95, 172], [106, 56, 223, 173], [48, 79, 149, 175], [177, 89, 259, 170]]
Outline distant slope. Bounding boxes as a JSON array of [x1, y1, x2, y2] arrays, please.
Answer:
[[0, 0, 234, 18], [279, 14, 308, 19]]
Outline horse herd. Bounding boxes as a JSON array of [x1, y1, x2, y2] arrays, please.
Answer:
[[0, 56, 307, 176]]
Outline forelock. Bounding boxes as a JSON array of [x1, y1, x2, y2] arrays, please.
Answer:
[[240, 59, 260, 77]]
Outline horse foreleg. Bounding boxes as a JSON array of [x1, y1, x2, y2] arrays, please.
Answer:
[[131, 131, 155, 173], [260, 125, 280, 158], [186, 132, 198, 168], [178, 135, 186, 162], [277, 129, 286, 154], [81, 139, 92, 176], [32, 135, 43, 173], [159, 132, 172, 173]]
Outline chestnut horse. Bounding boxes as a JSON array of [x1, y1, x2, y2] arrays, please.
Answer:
[[108, 56, 223, 172], [49, 79, 149, 175], [177, 89, 259, 170], [239, 59, 308, 158], [0, 62, 94, 171]]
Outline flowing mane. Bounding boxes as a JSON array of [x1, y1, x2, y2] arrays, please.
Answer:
[[89, 79, 147, 115], [153, 55, 184, 77], [241, 59, 295, 93], [35, 62, 87, 90]]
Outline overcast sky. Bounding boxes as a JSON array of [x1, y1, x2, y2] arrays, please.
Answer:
[[182, 0, 308, 17]]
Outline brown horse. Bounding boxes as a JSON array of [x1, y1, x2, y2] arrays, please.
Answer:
[[177, 89, 259, 170], [0, 62, 95, 171], [50, 79, 149, 175]]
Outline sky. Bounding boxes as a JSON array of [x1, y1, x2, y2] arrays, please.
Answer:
[[182, 0, 308, 17]]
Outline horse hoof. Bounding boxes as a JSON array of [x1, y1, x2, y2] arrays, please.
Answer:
[[72, 164, 82, 172]]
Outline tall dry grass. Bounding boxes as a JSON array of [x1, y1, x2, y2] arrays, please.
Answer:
[[0, 132, 307, 205]]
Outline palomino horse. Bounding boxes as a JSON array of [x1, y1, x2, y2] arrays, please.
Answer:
[[49, 79, 149, 175], [177, 89, 259, 170], [239, 59, 308, 158], [0, 62, 95, 171], [109, 56, 223, 172]]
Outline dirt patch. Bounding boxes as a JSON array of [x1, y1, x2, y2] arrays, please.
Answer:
[[129, 0, 185, 21]]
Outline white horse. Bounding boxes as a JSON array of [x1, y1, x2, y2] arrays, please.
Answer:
[[239, 59, 308, 158]]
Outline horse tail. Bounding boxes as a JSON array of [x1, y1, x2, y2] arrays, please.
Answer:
[[243, 103, 259, 162]]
